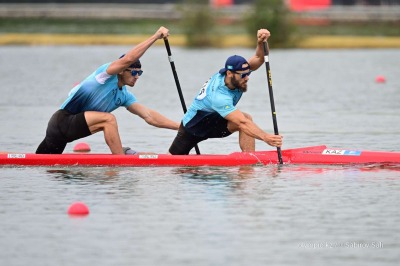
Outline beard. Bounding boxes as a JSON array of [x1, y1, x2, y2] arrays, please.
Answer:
[[231, 75, 247, 92]]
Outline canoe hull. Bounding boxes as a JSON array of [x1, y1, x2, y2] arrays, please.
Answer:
[[2, 146, 400, 167]]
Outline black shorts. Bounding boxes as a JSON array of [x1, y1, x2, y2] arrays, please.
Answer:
[[169, 120, 232, 155], [36, 109, 91, 154]]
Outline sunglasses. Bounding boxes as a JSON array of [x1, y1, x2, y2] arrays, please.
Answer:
[[231, 70, 252, 79], [125, 69, 143, 77]]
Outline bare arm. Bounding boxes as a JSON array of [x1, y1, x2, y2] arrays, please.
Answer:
[[106, 27, 170, 75], [128, 103, 179, 130], [225, 109, 282, 147], [247, 28, 270, 71]]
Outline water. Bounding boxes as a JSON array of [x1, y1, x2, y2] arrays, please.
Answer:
[[0, 46, 400, 265]]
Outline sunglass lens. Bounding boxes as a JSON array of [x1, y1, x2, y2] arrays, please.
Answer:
[[241, 72, 251, 78], [131, 70, 143, 76]]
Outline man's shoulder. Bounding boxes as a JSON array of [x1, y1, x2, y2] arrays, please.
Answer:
[[93, 62, 116, 85], [121, 87, 138, 107], [210, 73, 228, 92], [213, 79, 232, 98]]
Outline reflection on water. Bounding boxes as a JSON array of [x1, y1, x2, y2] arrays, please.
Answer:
[[47, 169, 123, 181], [171, 165, 281, 180], [45, 163, 400, 183]]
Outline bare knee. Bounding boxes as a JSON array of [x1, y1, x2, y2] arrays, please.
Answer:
[[104, 113, 117, 124], [103, 113, 118, 129], [243, 112, 253, 121]]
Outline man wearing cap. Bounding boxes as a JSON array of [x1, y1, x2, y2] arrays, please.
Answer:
[[168, 29, 283, 155], [36, 26, 179, 155]]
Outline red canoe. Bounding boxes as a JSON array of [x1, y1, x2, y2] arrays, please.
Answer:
[[1, 145, 400, 167]]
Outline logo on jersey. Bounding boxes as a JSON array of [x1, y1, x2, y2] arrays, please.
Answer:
[[115, 98, 121, 106], [225, 106, 229, 109]]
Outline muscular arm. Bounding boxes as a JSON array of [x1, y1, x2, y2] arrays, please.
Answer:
[[106, 27, 170, 75], [247, 29, 270, 71], [225, 109, 282, 147], [128, 103, 179, 130]]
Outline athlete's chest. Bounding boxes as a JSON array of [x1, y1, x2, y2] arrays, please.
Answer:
[[231, 91, 242, 105], [211, 77, 242, 105], [107, 87, 125, 107], [197, 75, 242, 106], [212, 87, 242, 106]]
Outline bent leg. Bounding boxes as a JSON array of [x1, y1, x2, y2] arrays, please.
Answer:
[[227, 112, 255, 152], [168, 123, 205, 155], [85, 111, 124, 155], [35, 110, 69, 154], [36, 137, 67, 154]]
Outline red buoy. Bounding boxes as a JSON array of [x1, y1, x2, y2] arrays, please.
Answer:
[[376, 76, 386, 83], [68, 202, 89, 215], [73, 142, 91, 152]]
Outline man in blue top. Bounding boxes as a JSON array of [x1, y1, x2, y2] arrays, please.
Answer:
[[169, 29, 283, 155], [36, 27, 179, 155]]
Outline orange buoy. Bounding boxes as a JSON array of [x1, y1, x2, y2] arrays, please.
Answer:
[[73, 142, 91, 152], [68, 202, 89, 215], [376, 76, 386, 83]]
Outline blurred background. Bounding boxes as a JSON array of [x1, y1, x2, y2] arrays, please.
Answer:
[[0, 0, 399, 47]]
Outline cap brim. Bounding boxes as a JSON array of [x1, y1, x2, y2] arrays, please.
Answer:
[[219, 68, 227, 74]]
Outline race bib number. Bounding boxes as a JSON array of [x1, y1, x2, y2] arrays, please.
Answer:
[[139, 155, 158, 159], [196, 78, 211, 100], [8, 154, 26, 158]]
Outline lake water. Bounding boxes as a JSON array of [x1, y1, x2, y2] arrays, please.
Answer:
[[0, 46, 400, 266]]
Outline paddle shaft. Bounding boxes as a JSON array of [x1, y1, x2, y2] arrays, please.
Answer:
[[263, 41, 283, 164], [164, 39, 201, 155]]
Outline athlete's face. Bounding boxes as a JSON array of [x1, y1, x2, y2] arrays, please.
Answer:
[[122, 67, 142, 87], [228, 64, 250, 92]]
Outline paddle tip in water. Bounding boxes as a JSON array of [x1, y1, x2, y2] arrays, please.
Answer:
[[68, 202, 89, 215], [73, 142, 91, 153]]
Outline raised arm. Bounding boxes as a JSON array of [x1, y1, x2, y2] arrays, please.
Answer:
[[225, 109, 282, 147], [106, 27, 170, 75], [247, 29, 270, 71], [128, 103, 179, 130]]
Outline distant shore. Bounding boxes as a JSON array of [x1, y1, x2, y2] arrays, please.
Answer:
[[1, 33, 399, 48], [1, 12, 399, 49]]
